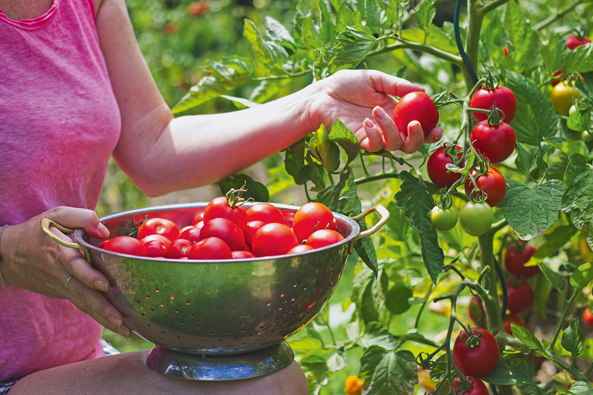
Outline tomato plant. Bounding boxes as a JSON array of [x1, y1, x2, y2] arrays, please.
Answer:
[[504, 242, 539, 278], [471, 85, 517, 123], [393, 91, 439, 136], [426, 145, 463, 189], [464, 167, 507, 207], [453, 328, 500, 377], [470, 121, 516, 164]]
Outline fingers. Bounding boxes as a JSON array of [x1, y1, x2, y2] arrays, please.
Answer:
[[65, 275, 131, 337], [368, 69, 425, 97], [372, 107, 403, 151], [47, 206, 109, 239], [425, 126, 444, 144], [355, 119, 384, 152], [400, 121, 426, 154], [59, 247, 110, 292]]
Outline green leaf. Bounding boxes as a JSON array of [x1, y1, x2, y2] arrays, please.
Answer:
[[327, 346, 347, 372], [514, 143, 534, 175], [394, 172, 444, 283], [360, 269, 380, 323], [285, 139, 308, 185], [250, 78, 292, 103], [481, 358, 534, 385], [310, 124, 341, 172], [358, 322, 399, 350], [533, 224, 578, 259], [385, 280, 413, 315], [329, 25, 377, 69], [300, 351, 328, 383], [244, 19, 288, 68], [328, 120, 360, 167], [538, 262, 567, 291], [512, 324, 545, 353], [562, 154, 593, 248], [545, 137, 591, 159], [365, 0, 387, 30], [219, 95, 260, 109], [541, 35, 568, 74], [265, 16, 296, 53], [385, 201, 410, 242], [317, 0, 335, 46], [218, 174, 269, 202], [359, 347, 418, 395], [499, 179, 566, 240], [576, 72, 593, 101], [547, 161, 569, 181], [507, 71, 559, 145], [533, 273, 553, 319], [481, 12, 508, 48], [502, 1, 540, 73], [290, 337, 324, 352], [569, 262, 593, 292], [567, 108, 591, 132], [562, 43, 593, 74], [561, 317, 585, 358], [569, 381, 593, 394], [401, 25, 458, 55], [415, 0, 436, 31]]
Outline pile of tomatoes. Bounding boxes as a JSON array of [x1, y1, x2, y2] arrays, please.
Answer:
[[98, 199, 345, 259]]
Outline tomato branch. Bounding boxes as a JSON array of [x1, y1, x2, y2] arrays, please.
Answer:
[[548, 288, 579, 351], [534, 0, 593, 31], [370, 38, 463, 67], [477, 0, 511, 18]]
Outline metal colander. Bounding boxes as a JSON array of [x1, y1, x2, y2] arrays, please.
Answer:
[[42, 202, 388, 380]]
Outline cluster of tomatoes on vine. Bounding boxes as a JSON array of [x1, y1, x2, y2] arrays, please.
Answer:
[[98, 187, 344, 259]]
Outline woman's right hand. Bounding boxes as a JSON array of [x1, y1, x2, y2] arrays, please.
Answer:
[[0, 207, 131, 337]]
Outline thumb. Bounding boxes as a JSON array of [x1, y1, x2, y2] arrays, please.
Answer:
[[45, 207, 109, 239]]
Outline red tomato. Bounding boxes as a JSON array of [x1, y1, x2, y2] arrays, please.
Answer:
[[503, 315, 526, 335], [188, 0, 209, 17], [471, 86, 517, 123], [503, 45, 508, 56], [453, 327, 500, 377], [243, 220, 265, 246], [468, 296, 485, 323], [252, 223, 298, 257], [179, 226, 202, 244], [452, 376, 489, 395], [393, 92, 439, 136], [246, 203, 284, 224], [191, 212, 203, 226], [189, 237, 232, 260], [583, 308, 593, 328], [506, 281, 534, 315], [166, 239, 193, 259], [292, 202, 336, 243], [99, 236, 147, 257], [141, 234, 171, 257], [427, 145, 464, 189], [470, 121, 516, 164], [231, 250, 255, 259], [504, 242, 538, 278], [287, 244, 315, 254], [566, 35, 591, 50], [464, 167, 507, 207], [137, 218, 180, 242], [306, 229, 344, 249], [551, 69, 563, 86], [199, 217, 245, 251], [203, 196, 248, 230]]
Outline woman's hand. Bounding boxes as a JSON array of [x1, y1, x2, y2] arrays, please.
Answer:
[[0, 207, 130, 337], [307, 69, 443, 154]]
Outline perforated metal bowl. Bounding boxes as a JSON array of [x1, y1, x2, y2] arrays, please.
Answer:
[[42, 202, 388, 380]]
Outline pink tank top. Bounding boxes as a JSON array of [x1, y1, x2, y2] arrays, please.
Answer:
[[0, 0, 121, 381]]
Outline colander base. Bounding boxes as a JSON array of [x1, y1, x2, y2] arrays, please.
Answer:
[[146, 341, 294, 380]]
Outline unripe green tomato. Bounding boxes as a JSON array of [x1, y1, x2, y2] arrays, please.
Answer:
[[459, 201, 493, 236], [431, 206, 458, 231]]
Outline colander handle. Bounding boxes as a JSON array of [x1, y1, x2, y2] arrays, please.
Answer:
[[351, 204, 390, 242], [41, 218, 91, 263]]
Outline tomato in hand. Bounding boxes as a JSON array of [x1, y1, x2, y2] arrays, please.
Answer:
[[471, 86, 517, 123], [506, 281, 534, 315], [452, 376, 489, 395], [306, 229, 344, 249], [189, 237, 232, 260], [470, 121, 516, 164], [203, 196, 248, 230], [292, 202, 336, 243], [504, 242, 538, 278], [393, 92, 439, 136], [550, 81, 580, 116], [566, 35, 591, 50], [137, 218, 180, 242], [583, 308, 593, 328], [459, 201, 493, 237], [464, 167, 507, 207], [252, 223, 298, 257], [431, 206, 458, 231], [199, 217, 246, 251], [99, 236, 148, 257], [165, 239, 193, 259], [246, 203, 284, 224], [287, 244, 315, 254], [427, 145, 463, 189], [141, 234, 171, 257], [503, 315, 526, 335], [453, 327, 500, 377]]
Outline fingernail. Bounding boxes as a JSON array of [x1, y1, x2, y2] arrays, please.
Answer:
[[364, 119, 375, 128], [374, 107, 386, 119], [435, 132, 443, 141], [95, 280, 109, 292], [98, 223, 110, 237], [109, 316, 122, 328], [116, 327, 131, 337]]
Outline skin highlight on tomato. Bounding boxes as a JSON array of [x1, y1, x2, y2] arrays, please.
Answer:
[[471, 86, 517, 123], [465, 167, 507, 207], [503, 315, 526, 335], [506, 281, 534, 315], [550, 81, 580, 116], [306, 229, 344, 249], [137, 218, 180, 242], [189, 237, 232, 260], [99, 236, 148, 257], [452, 376, 489, 395], [459, 201, 493, 237], [246, 203, 284, 224], [199, 217, 246, 251], [393, 91, 439, 136], [431, 206, 458, 231], [287, 244, 315, 254], [141, 234, 171, 257], [165, 239, 193, 259], [191, 212, 203, 226], [203, 196, 248, 229], [292, 202, 336, 243], [504, 242, 538, 278], [583, 308, 593, 328], [252, 223, 298, 257], [470, 121, 516, 164], [453, 327, 500, 377], [427, 145, 463, 189]]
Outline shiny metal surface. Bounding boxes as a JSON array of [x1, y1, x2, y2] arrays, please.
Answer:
[[73, 202, 360, 357]]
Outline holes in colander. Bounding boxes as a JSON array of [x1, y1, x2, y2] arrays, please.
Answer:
[[180, 321, 184, 324], [160, 303, 164, 307], [171, 295, 175, 300], [162, 331, 166, 334], [303, 286, 307, 290], [148, 324, 151, 327], [219, 339, 223, 342], [291, 297, 295, 302], [156, 288, 160, 292], [156, 321, 160, 324], [151, 309, 154, 312], [293, 283, 297, 287], [289, 310, 293, 313], [191, 314, 195, 317], [136, 300, 140, 304], [260, 325, 264, 329], [266, 302, 270, 306], [175, 309, 179, 313], [165, 315, 169, 318], [280, 293, 284, 297], [142, 313, 145, 316], [146, 295, 149, 299], [186, 301, 190, 305], [264, 315, 268, 318], [278, 306, 282, 311], [177, 337, 181, 339]]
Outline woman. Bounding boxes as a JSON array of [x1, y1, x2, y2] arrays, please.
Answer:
[[0, 0, 442, 393]]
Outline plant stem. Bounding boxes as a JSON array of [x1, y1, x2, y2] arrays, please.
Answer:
[[534, 0, 593, 31], [354, 171, 399, 185], [369, 39, 464, 66], [549, 289, 578, 350], [477, 231, 504, 332], [414, 282, 436, 329]]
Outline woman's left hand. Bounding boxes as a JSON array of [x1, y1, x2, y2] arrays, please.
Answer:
[[307, 69, 443, 154]]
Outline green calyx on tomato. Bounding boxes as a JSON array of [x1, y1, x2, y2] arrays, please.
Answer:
[[464, 166, 507, 207], [459, 201, 493, 237], [453, 327, 500, 377]]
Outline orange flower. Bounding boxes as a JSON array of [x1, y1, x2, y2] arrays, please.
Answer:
[[344, 376, 364, 395]]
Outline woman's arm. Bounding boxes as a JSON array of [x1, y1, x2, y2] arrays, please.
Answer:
[[95, 0, 442, 197]]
